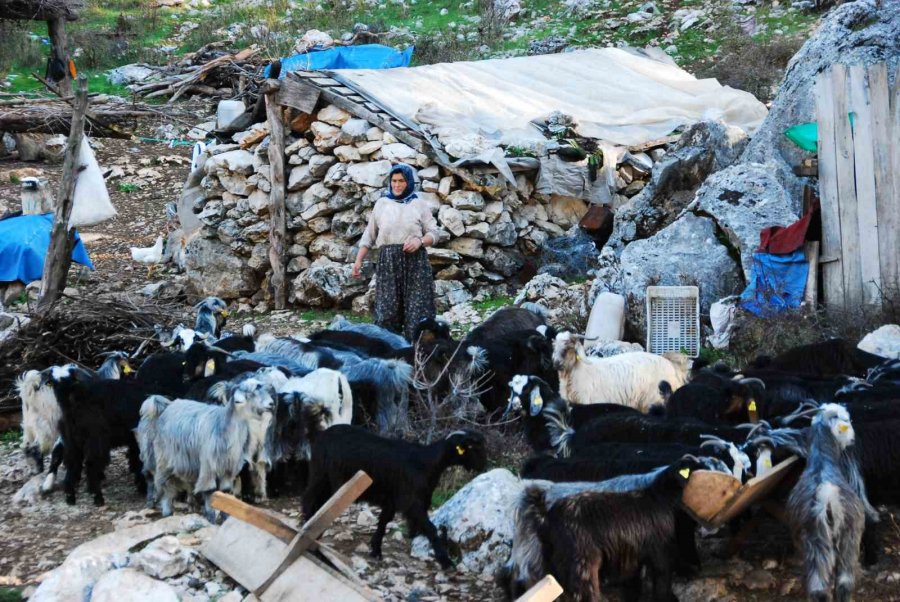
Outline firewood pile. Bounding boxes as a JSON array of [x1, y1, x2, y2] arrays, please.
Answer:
[[129, 44, 265, 103], [0, 295, 183, 409], [0, 95, 159, 138]]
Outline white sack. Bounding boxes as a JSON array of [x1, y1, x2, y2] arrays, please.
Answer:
[[585, 292, 626, 344], [709, 297, 739, 350], [858, 324, 900, 360], [70, 137, 116, 228]]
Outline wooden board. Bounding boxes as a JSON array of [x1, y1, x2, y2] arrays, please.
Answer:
[[261, 552, 373, 602], [275, 78, 321, 114], [848, 64, 881, 305], [203, 516, 290, 592], [831, 64, 864, 308], [815, 70, 845, 309], [681, 457, 800, 529], [870, 62, 900, 295], [515, 575, 564, 602]]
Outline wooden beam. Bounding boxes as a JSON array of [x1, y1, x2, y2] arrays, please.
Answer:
[[869, 62, 899, 296], [254, 471, 372, 597], [265, 85, 288, 310], [804, 241, 819, 308], [848, 64, 881, 306], [815, 70, 844, 309], [210, 492, 297, 543], [37, 75, 88, 313]]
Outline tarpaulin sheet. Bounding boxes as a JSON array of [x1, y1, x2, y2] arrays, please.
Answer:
[[0, 213, 94, 284], [739, 251, 808, 317], [266, 45, 414, 77], [333, 47, 768, 152]]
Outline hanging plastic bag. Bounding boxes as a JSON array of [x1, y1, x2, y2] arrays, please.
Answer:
[[69, 137, 116, 228]]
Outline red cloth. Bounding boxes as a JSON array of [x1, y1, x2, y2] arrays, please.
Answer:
[[758, 200, 819, 254]]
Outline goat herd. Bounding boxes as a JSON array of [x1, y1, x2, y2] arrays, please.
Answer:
[[11, 297, 900, 601]]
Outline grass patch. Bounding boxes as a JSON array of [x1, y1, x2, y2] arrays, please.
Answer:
[[472, 295, 514, 313], [0, 588, 23, 602], [298, 309, 371, 323], [117, 182, 140, 193], [0, 428, 22, 447]]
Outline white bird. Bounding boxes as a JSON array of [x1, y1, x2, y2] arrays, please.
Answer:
[[131, 236, 165, 277]]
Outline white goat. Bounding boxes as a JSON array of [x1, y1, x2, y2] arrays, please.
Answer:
[[553, 331, 690, 413], [280, 368, 353, 426], [17, 370, 61, 479]]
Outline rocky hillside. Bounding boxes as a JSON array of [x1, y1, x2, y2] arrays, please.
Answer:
[[1, 0, 821, 101]]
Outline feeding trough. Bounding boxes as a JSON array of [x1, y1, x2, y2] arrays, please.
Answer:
[[681, 456, 800, 529]]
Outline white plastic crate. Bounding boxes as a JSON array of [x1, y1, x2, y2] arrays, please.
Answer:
[[646, 286, 700, 357]]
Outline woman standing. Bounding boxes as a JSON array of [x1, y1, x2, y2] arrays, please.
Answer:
[[352, 164, 441, 341]]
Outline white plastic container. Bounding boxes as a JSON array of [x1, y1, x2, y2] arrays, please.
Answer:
[[216, 100, 245, 130], [585, 292, 625, 345]]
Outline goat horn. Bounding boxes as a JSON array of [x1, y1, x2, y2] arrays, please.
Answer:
[[738, 377, 766, 389], [781, 408, 821, 425], [700, 440, 727, 450]]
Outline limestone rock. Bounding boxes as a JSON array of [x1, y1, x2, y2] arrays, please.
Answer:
[[687, 163, 797, 278], [288, 165, 314, 191], [485, 221, 517, 247], [434, 280, 473, 312], [185, 238, 261, 299], [438, 206, 465, 237], [410, 469, 523, 576], [482, 246, 523, 277], [310, 234, 351, 262], [311, 121, 342, 151], [438, 176, 454, 197], [293, 258, 368, 307], [332, 210, 367, 240], [449, 190, 485, 211], [515, 273, 588, 324], [217, 172, 252, 196], [287, 255, 311, 273], [427, 247, 463, 265], [130, 536, 194, 579], [247, 189, 269, 215], [466, 222, 490, 239], [547, 195, 588, 229], [317, 105, 351, 126], [89, 569, 179, 602], [348, 160, 392, 187], [324, 162, 349, 187], [334, 145, 362, 162], [308, 216, 333, 233], [381, 142, 417, 162], [209, 149, 254, 175], [418, 165, 440, 181], [309, 154, 338, 178], [620, 214, 743, 338], [341, 118, 370, 141], [356, 140, 382, 155], [447, 237, 484, 259], [302, 182, 334, 206]]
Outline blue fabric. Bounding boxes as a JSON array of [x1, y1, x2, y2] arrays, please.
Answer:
[[386, 164, 418, 202], [265, 45, 414, 77], [739, 251, 808, 317], [0, 213, 94, 284]]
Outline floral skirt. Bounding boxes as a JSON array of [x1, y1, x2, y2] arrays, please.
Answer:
[[374, 244, 436, 342]]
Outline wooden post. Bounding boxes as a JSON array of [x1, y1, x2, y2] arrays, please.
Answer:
[[815, 70, 844, 309], [265, 80, 287, 310], [38, 76, 88, 312], [47, 16, 72, 97]]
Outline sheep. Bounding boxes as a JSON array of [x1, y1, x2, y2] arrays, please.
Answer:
[[42, 365, 155, 506], [329, 318, 410, 350], [340, 358, 413, 433], [553, 331, 689, 412], [500, 457, 708, 600], [303, 426, 487, 568], [139, 378, 275, 521], [786, 403, 866, 601]]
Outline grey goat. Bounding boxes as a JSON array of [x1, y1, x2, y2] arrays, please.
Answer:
[[786, 403, 865, 602]]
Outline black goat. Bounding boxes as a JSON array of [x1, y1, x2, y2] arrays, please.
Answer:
[[464, 305, 546, 345], [309, 329, 405, 359], [135, 351, 188, 397], [303, 426, 487, 568], [42, 366, 154, 505], [662, 375, 764, 425], [539, 456, 707, 602], [752, 338, 884, 378]]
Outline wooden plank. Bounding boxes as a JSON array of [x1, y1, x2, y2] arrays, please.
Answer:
[[261, 552, 375, 602], [848, 64, 882, 305], [892, 63, 900, 295], [815, 70, 845, 308], [266, 92, 288, 310], [681, 470, 741, 525], [330, 86, 354, 95], [255, 471, 373, 596], [804, 241, 820, 308], [203, 517, 290, 592], [515, 575, 564, 602], [310, 77, 338, 87], [831, 64, 864, 309], [870, 62, 899, 295], [37, 76, 88, 312], [210, 492, 297, 543], [275, 77, 321, 114]]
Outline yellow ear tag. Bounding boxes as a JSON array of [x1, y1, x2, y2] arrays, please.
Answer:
[[576, 353, 585, 362], [839, 423, 849, 433], [748, 400, 757, 412], [764, 458, 772, 468], [205, 359, 216, 376], [679, 468, 691, 479], [456, 445, 466, 456], [534, 395, 543, 407], [220, 310, 229, 317], [123, 364, 133, 375]]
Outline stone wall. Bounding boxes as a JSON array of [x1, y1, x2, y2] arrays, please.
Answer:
[[181, 103, 605, 309]]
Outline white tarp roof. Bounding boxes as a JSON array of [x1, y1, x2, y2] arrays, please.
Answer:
[[334, 47, 768, 153]]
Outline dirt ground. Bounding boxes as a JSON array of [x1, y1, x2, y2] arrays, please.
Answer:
[[3, 134, 900, 601]]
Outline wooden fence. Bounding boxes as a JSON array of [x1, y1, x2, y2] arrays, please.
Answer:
[[815, 62, 899, 309]]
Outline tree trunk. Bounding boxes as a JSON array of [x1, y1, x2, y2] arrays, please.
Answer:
[[47, 16, 72, 97], [266, 83, 288, 310], [38, 76, 88, 313]]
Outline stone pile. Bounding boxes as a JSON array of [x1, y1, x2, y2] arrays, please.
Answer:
[[181, 102, 661, 309]]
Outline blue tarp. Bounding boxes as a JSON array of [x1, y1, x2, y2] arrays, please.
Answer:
[[739, 250, 808, 317], [265, 44, 414, 77], [0, 213, 94, 284]]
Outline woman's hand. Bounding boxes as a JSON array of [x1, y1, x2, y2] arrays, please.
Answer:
[[351, 259, 363, 278], [403, 236, 423, 253]]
